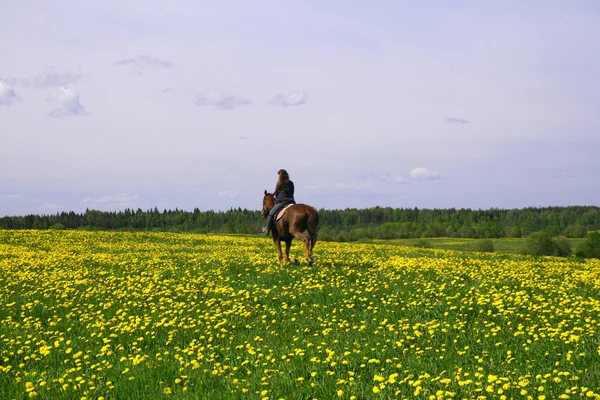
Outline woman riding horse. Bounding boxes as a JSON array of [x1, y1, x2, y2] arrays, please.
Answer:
[[262, 172, 319, 266], [265, 169, 296, 235]]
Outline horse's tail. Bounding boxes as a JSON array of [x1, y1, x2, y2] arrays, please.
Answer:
[[307, 206, 320, 238]]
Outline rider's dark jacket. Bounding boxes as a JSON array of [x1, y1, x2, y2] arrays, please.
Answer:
[[275, 181, 295, 204]]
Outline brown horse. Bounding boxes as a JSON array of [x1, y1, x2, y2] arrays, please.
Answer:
[[262, 190, 320, 266]]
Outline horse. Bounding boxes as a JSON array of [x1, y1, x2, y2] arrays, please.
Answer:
[[262, 190, 320, 266]]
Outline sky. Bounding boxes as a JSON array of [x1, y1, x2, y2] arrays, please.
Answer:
[[1, 1, 599, 216]]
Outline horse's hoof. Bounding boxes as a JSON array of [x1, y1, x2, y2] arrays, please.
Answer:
[[308, 257, 314, 265], [292, 258, 300, 265]]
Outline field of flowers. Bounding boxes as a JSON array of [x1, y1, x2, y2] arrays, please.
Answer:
[[1, 230, 600, 399]]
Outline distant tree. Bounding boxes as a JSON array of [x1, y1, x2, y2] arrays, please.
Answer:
[[545, 224, 562, 236], [457, 225, 474, 238], [524, 231, 558, 256], [575, 232, 600, 259], [524, 231, 571, 257], [2, 205, 600, 244], [581, 210, 600, 230], [413, 239, 432, 249], [349, 228, 369, 242], [377, 223, 401, 240], [420, 227, 436, 238], [474, 239, 495, 253], [563, 225, 587, 238], [553, 236, 572, 257], [506, 225, 521, 238]]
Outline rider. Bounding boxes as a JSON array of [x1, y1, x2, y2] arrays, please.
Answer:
[[265, 169, 296, 235]]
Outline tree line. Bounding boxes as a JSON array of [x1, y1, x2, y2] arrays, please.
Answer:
[[1, 206, 599, 241]]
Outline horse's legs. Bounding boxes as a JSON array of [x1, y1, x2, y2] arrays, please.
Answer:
[[308, 232, 317, 255], [284, 240, 293, 263], [308, 238, 317, 261], [274, 237, 284, 267], [307, 227, 318, 264], [292, 232, 311, 264]]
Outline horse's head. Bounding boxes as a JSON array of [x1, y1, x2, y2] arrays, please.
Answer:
[[262, 190, 275, 217]]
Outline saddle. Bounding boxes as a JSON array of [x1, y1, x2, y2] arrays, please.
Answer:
[[276, 204, 294, 222]]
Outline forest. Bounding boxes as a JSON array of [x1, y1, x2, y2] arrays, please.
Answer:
[[1, 205, 599, 242]]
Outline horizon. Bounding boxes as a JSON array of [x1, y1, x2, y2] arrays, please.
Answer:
[[2, 1, 599, 216], [3, 203, 600, 219]]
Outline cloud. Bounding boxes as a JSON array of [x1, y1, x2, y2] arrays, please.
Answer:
[[82, 194, 138, 209], [0, 75, 19, 85], [356, 172, 391, 182], [269, 90, 308, 107], [195, 92, 251, 110], [0, 80, 18, 106], [394, 176, 409, 184], [48, 87, 88, 117], [345, 170, 442, 187], [32, 70, 82, 88], [445, 117, 470, 124], [333, 182, 370, 190], [162, 87, 177, 94], [553, 172, 572, 179], [409, 167, 443, 181], [217, 190, 240, 199], [0, 194, 20, 201], [39, 203, 67, 213], [82, 194, 138, 204], [112, 55, 174, 69]]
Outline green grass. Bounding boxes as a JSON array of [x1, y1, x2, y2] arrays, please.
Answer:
[[1, 230, 600, 399], [374, 237, 586, 254]]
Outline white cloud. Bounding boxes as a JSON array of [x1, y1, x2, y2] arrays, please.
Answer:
[[128, 70, 145, 77], [300, 185, 320, 191], [0, 80, 18, 106], [32, 70, 82, 88], [409, 167, 443, 181], [48, 87, 88, 117], [39, 203, 67, 212], [269, 90, 308, 107], [356, 172, 390, 182], [0, 75, 18, 86], [333, 182, 370, 190], [82, 194, 138, 209], [0, 194, 20, 200], [553, 172, 572, 179], [445, 117, 470, 124], [217, 190, 240, 198], [195, 92, 251, 110], [112, 55, 174, 69]]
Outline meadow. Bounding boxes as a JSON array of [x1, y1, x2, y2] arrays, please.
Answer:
[[371, 238, 586, 254], [1, 230, 600, 399]]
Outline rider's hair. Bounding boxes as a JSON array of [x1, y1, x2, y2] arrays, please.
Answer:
[[276, 169, 290, 192]]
